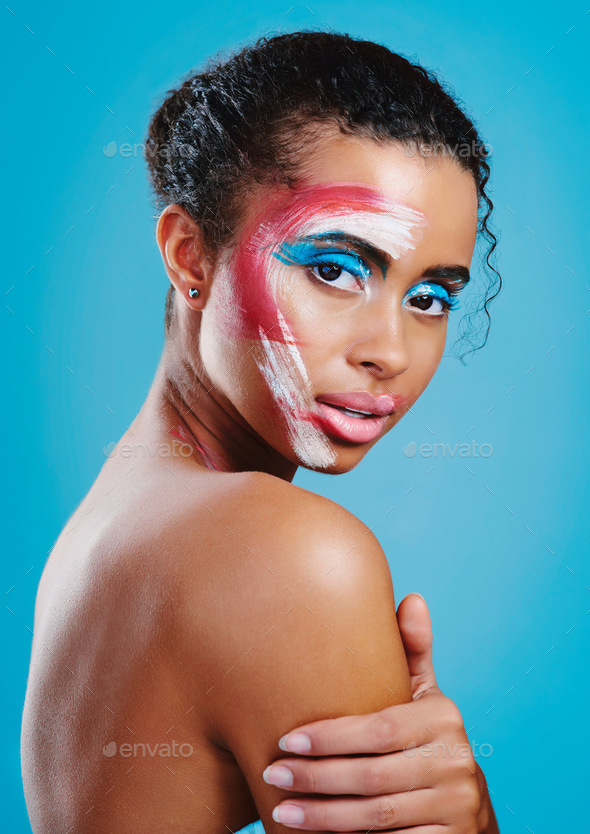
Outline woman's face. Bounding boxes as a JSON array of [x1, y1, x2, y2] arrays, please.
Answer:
[[198, 134, 479, 474]]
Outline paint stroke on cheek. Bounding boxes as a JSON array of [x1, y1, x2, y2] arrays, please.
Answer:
[[255, 308, 337, 469]]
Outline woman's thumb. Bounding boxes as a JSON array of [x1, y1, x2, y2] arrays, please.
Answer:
[[396, 593, 437, 688]]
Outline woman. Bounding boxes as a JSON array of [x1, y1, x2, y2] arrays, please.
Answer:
[[21, 30, 500, 833]]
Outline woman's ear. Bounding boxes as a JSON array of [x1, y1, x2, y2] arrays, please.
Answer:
[[156, 204, 214, 310]]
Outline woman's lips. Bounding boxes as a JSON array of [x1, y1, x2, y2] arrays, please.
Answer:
[[312, 401, 389, 444], [315, 391, 399, 416]]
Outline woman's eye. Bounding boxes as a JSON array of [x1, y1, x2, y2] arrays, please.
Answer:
[[403, 283, 458, 317], [309, 260, 365, 291], [273, 241, 370, 291], [407, 294, 446, 315]]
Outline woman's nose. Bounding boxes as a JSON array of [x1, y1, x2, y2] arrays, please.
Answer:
[[346, 305, 411, 379]]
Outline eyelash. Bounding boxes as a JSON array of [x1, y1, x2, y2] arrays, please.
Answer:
[[306, 254, 462, 316], [403, 283, 462, 316], [306, 251, 371, 284]]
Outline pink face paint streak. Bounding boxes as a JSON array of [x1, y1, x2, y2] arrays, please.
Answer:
[[216, 182, 427, 467], [167, 425, 227, 471]]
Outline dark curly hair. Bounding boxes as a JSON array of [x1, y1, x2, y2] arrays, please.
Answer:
[[145, 29, 501, 362]]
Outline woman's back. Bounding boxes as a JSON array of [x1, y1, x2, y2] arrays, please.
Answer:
[[21, 440, 262, 833]]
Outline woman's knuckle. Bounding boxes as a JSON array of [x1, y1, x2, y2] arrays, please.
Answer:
[[454, 779, 480, 814], [449, 746, 472, 773], [467, 782, 481, 815], [371, 717, 396, 751], [312, 802, 328, 830], [302, 762, 317, 792], [443, 698, 464, 729], [372, 795, 397, 827], [464, 751, 477, 773], [363, 762, 388, 795]]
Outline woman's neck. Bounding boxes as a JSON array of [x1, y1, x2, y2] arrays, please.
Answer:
[[131, 341, 298, 482]]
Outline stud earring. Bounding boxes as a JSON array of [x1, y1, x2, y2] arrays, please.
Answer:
[[188, 288, 200, 299]]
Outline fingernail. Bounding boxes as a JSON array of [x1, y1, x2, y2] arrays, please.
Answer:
[[410, 592, 426, 601], [278, 733, 311, 753], [272, 804, 304, 824], [263, 765, 293, 787]]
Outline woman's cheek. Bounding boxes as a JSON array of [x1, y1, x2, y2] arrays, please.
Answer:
[[198, 269, 257, 404], [200, 242, 337, 468]]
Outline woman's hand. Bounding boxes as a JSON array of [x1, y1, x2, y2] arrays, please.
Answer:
[[263, 594, 499, 833]]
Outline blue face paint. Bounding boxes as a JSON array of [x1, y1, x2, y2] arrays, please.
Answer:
[[403, 282, 461, 315], [273, 234, 374, 288], [273, 233, 464, 313]]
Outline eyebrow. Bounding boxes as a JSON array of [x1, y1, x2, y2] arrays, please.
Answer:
[[421, 264, 471, 286], [298, 231, 471, 285], [302, 231, 390, 278]]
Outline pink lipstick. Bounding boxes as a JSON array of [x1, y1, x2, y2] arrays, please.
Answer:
[[313, 392, 401, 444]]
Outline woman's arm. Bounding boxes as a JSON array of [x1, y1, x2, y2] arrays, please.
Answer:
[[179, 472, 413, 834], [266, 593, 500, 833]]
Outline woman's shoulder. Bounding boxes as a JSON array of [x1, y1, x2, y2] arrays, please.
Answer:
[[173, 468, 388, 580], [216, 468, 374, 538], [87, 467, 393, 626], [96, 468, 396, 665], [86, 467, 377, 590], [168, 468, 398, 662]]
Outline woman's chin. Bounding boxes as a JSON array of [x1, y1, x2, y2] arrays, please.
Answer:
[[297, 446, 371, 475]]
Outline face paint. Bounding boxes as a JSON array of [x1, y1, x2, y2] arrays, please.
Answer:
[[212, 182, 427, 468], [255, 307, 336, 468], [217, 183, 427, 341], [167, 424, 226, 471], [402, 282, 461, 316]]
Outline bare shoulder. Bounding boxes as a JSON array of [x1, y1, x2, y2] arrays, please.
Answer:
[[176, 467, 390, 578], [78, 467, 398, 674], [169, 468, 400, 644], [170, 469, 412, 834]]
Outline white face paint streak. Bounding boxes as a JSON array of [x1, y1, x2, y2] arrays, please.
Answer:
[[293, 203, 427, 261], [254, 309, 336, 470]]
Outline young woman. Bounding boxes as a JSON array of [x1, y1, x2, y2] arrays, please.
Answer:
[[21, 30, 500, 833]]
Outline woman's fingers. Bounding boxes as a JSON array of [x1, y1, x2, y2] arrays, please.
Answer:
[[270, 789, 441, 831], [263, 750, 432, 795], [278, 690, 460, 756], [279, 709, 410, 757]]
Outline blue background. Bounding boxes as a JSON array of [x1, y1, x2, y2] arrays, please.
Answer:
[[3, 0, 588, 830]]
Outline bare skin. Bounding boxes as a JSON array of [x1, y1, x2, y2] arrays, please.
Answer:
[[21, 132, 492, 833]]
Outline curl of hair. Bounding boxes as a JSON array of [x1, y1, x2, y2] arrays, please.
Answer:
[[145, 29, 501, 361]]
